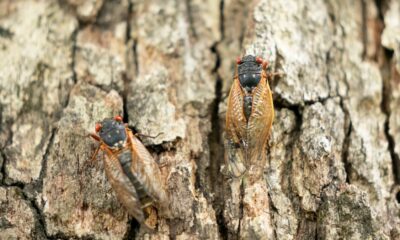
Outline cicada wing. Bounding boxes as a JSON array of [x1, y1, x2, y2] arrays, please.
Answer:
[[246, 75, 274, 168], [224, 139, 247, 177], [128, 131, 170, 216], [225, 77, 248, 177], [226, 78, 248, 141], [102, 147, 145, 222]]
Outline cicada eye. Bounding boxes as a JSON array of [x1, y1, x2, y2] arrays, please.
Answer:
[[236, 57, 242, 64], [95, 123, 102, 132], [114, 115, 123, 122], [256, 57, 263, 64]]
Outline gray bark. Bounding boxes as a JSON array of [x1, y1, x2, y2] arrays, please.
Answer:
[[0, 0, 400, 239]]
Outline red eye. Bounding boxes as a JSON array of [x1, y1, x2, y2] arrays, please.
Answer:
[[95, 123, 102, 132], [256, 57, 263, 64], [236, 57, 242, 64], [114, 115, 123, 122]]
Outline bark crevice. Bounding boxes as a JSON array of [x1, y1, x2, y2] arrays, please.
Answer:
[[122, 1, 133, 125], [0, 151, 6, 184], [375, 0, 400, 184], [339, 96, 352, 184], [208, 0, 228, 238], [185, 0, 197, 39], [123, 218, 140, 240], [2, 0, 400, 239], [1, 128, 56, 239]]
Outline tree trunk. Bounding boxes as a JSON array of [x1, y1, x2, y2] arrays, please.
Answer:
[[1, 0, 400, 239]]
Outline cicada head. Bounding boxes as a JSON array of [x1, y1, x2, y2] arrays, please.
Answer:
[[96, 116, 127, 149], [236, 55, 265, 92]]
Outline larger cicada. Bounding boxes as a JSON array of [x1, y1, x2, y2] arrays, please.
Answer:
[[225, 55, 275, 178], [90, 116, 169, 229]]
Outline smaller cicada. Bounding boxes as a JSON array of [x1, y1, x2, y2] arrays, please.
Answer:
[[225, 55, 275, 178], [90, 116, 169, 229]]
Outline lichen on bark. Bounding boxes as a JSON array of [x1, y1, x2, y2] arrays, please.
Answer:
[[0, 0, 400, 239]]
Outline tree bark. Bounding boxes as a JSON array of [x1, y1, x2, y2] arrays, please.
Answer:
[[1, 0, 400, 239]]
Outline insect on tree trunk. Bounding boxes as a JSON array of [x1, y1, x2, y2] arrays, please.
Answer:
[[0, 0, 400, 239]]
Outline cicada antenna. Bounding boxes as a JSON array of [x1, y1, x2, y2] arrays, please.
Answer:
[[135, 132, 164, 139]]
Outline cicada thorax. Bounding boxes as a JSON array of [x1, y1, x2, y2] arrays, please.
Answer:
[[92, 117, 169, 230], [225, 55, 274, 178]]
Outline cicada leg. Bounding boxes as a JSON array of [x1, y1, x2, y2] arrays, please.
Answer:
[[157, 161, 169, 169], [267, 71, 285, 79], [90, 146, 101, 164], [124, 123, 163, 139], [143, 206, 158, 230], [135, 132, 163, 139], [89, 133, 103, 165], [90, 133, 101, 141]]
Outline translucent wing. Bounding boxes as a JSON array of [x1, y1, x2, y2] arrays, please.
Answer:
[[102, 147, 145, 222], [246, 75, 274, 170], [224, 74, 274, 178], [128, 131, 170, 215], [225, 77, 248, 177]]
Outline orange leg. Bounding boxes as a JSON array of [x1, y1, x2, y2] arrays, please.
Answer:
[[89, 133, 102, 165], [158, 162, 169, 169], [143, 206, 157, 230], [90, 146, 101, 164], [135, 132, 163, 139], [267, 71, 285, 78], [90, 133, 101, 142], [124, 123, 163, 139]]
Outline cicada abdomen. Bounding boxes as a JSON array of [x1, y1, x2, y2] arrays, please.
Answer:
[[90, 116, 169, 229], [225, 55, 275, 178]]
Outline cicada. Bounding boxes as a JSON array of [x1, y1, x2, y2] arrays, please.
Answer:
[[225, 55, 275, 178], [90, 116, 169, 229]]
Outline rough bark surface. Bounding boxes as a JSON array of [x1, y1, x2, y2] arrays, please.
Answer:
[[0, 0, 399, 239]]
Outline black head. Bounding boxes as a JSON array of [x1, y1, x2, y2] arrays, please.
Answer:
[[237, 55, 264, 92], [95, 116, 126, 149]]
